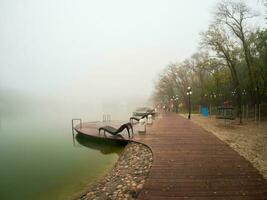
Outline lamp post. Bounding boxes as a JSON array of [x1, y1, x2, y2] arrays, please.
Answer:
[[209, 92, 217, 114], [172, 95, 179, 113], [210, 92, 217, 103], [186, 87, 192, 119], [170, 98, 173, 112], [163, 95, 169, 112], [231, 90, 236, 96]]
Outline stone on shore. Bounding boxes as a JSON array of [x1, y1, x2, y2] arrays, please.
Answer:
[[78, 142, 153, 200]]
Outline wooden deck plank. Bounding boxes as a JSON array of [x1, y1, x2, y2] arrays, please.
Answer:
[[75, 113, 267, 199], [135, 113, 267, 199]]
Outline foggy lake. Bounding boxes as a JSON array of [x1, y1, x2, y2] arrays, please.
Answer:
[[0, 90, 150, 200]]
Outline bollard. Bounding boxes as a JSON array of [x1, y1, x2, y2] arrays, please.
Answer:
[[147, 114, 153, 125], [143, 116, 148, 124], [138, 119, 146, 133], [154, 108, 158, 118]]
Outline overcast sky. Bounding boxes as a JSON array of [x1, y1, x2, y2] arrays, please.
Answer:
[[0, 0, 265, 102]]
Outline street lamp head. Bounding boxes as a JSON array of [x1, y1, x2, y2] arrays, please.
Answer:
[[232, 91, 235, 96], [187, 87, 192, 120]]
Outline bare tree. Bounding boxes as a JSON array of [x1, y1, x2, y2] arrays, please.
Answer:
[[201, 24, 243, 123], [184, 52, 210, 105], [154, 69, 176, 110], [214, 0, 259, 105]]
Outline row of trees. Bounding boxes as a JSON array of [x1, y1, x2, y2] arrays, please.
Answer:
[[153, 0, 267, 123]]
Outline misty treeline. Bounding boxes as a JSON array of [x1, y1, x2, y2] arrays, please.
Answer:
[[153, 0, 267, 123]]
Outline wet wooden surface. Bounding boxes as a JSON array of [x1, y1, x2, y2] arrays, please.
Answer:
[[75, 113, 267, 199], [75, 120, 132, 141], [134, 113, 267, 200]]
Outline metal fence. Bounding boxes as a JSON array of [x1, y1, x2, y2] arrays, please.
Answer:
[[204, 104, 267, 121], [171, 103, 267, 121]]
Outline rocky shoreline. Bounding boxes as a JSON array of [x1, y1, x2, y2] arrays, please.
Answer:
[[78, 142, 153, 200]]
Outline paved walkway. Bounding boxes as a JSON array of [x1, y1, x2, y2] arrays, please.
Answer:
[[134, 113, 267, 200]]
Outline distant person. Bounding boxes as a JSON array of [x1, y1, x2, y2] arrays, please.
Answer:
[[163, 105, 167, 113]]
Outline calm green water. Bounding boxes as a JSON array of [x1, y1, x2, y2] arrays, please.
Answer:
[[0, 94, 125, 200]]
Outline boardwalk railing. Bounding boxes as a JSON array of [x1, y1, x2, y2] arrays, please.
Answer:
[[103, 114, 111, 122], [72, 118, 82, 134]]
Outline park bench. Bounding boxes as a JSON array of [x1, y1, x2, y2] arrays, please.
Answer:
[[216, 107, 235, 125], [130, 114, 148, 123]]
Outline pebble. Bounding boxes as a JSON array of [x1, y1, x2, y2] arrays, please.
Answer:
[[137, 184, 143, 190], [117, 185, 123, 189], [78, 142, 153, 200]]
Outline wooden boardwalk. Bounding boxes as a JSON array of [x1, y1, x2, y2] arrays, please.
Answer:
[[134, 113, 267, 200], [75, 113, 267, 199]]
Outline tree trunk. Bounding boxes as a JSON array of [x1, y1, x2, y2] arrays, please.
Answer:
[[228, 61, 242, 124], [243, 44, 257, 105], [236, 86, 242, 124], [199, 72, 205, 106]]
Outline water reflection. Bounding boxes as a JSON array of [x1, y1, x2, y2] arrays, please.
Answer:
[[0, 92, 127, 200], [75, 133, 126, 155]]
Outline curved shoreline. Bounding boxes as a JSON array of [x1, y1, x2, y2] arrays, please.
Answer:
[[77, 141, 153, 200]]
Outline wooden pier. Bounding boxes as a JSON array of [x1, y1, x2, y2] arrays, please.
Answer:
[[74, 120, 132, 142], [75, 113, 267, 199]]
